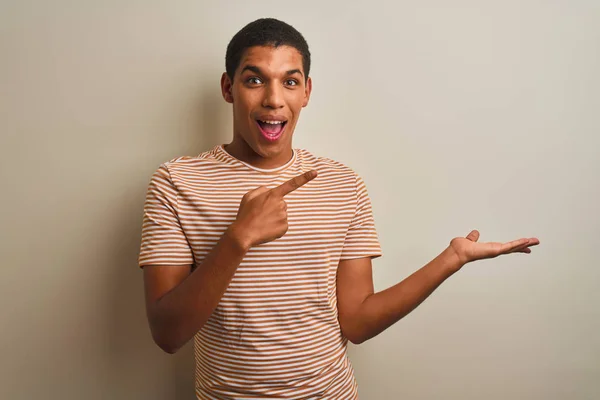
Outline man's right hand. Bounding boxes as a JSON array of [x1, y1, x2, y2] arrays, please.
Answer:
[[229, 170, 318, 250]]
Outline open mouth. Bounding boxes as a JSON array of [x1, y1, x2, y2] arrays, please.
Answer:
[[256, 119, 288, 142]]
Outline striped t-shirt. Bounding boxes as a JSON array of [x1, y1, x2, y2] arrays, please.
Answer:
[[139, 144, 382, 399]]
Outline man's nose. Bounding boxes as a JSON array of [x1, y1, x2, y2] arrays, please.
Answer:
[[262, 82, 284, 109]]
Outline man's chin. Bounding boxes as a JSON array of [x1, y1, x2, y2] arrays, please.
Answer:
[[233, 129, 292, 160]]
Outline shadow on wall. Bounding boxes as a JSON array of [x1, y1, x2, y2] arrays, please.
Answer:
[[106, 83, 230, 400]]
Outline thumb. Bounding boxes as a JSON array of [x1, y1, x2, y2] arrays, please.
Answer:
[[466, 230, 480, 242]]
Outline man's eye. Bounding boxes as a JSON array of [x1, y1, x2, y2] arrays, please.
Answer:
[[247, 77, 262, 85], [285, 79, 298, 86]]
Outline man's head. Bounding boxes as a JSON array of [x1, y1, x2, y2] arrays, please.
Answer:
[[220, 18, 312, 168]]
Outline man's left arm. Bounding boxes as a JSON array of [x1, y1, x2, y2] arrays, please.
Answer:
[[336, 230, 539, 344]]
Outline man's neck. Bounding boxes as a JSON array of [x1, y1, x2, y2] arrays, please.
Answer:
[[224, 140, 293, 170]]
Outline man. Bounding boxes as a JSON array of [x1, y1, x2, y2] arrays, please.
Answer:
[[138, 18, 539, 399]]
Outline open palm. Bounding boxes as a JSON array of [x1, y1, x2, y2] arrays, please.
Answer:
[[450, 230, 540, 265]]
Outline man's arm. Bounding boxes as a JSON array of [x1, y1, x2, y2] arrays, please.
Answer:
[[142, 171, 318, 354], [336, 230, 539, 344], [336, 246, 459, 344], [143, 225, 248, 354]]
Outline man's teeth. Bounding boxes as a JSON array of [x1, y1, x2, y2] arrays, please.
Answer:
[[260, 120, 284, 124]]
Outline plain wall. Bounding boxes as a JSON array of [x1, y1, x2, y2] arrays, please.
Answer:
[[1, 1, 598, 399]]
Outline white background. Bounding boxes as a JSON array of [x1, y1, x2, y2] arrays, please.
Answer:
[[1, 1, 598, 399]]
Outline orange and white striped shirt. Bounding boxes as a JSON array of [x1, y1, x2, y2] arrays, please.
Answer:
[[139, 144, 382, 399]]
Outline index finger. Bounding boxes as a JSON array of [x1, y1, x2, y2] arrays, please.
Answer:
[[271, 170, 318, 197]]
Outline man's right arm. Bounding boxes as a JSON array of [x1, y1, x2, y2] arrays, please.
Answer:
[[142, 170, 318, 354], [143, 223, 249, 354]]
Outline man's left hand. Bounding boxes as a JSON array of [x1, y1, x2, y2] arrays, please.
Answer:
[[449, 230, 540, 267]]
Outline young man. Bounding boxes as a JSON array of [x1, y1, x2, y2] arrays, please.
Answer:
[[138, 18, 539, 399]]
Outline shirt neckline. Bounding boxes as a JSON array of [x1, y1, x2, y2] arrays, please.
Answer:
[[216, 144, 297, 174]]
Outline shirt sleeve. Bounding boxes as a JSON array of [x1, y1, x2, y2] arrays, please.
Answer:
[[340, 173, 383, 261], [138, 164, 194, 267]]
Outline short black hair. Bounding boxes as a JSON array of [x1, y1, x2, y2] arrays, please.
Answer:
[[225, 18, 311, 82]]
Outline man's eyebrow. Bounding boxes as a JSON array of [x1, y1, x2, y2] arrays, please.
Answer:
[[241, 65, 261, 75], [286, 69, 304, 77]]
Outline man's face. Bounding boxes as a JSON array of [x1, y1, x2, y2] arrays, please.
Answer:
[[221, 45, 312, 162]]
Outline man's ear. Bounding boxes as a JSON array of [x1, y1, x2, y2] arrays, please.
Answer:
[[221, 72, 234, 103], [302, 76, 312, 108]]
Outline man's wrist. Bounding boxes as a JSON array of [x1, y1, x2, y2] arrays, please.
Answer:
[[441, 245, 465, 273], [225, 222, 252, 254]]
